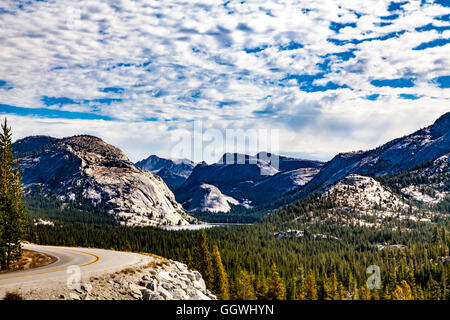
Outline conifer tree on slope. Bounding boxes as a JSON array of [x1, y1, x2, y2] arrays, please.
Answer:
[[235, 268, 256, 300], [266, 263, 286, 300], [298, 270, 318, 300], [0, 118, 27, 270], [193, 230, 214, 288], [211, 245, 230, 300]]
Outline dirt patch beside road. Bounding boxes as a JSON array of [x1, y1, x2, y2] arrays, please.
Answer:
[[0, 250, 56, 274]]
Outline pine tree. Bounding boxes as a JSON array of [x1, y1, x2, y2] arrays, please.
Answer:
[[427, 278, 441, 300], [255, 272, 268, 300], [323, 273, 339, 300], [235, 268, 256, 300], [359, 284, 372, 300], [348, 274, 358, 300], [182, 248, 193, 269], [298, 270, 318, 300], [193, 230, 214, 288], [211, 245, 230, 300], [432, 226, 440, 244], [266, 263, 286, 300], [443, 228, 449, 256], [0, 118, 27, 270], [287, 278, 297, 300], [392, 280, 414, 300]]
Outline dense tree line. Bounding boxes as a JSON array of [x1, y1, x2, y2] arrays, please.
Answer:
[[26, 200, 450, 300], [0, 119, 27, 270]]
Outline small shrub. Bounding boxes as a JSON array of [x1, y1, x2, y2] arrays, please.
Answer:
[[3, 291, 24, 300]]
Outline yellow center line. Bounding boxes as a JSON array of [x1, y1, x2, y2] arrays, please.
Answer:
[[0, 247, 100, 281]]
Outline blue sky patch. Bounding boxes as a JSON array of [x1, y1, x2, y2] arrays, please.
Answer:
[[329, 21, 357, 33], [435, 14, 450, 21], [0, 80, 13, 90], [218, 101, 238, 108], [387, 1, 408, 12], [88, 98, 123, 105], [328, 30, 405, 46], [415, 23, 450, 33], [380, 14, 399, 20], [42, 96, 78, 106], [375, 22, 393, 27], [432, 75, 450, 88], [399, 93, 422, 100], [301, 81, 349, 92], [317, 50, 356, 72], [244, 45, 268, 53], [279, 41, 303, 51], [0, 104, 113, 120], [434, 0, 450, 7], [366, 93, 381, 100], [371, 78, 415, 88], [413, 38, 450, 50], [100, 87, 125, 94]]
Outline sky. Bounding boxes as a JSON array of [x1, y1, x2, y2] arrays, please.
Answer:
[[0, 0, 449, 163]]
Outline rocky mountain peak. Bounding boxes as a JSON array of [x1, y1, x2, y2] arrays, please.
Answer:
[[135, 154, 196, 189], [13, 135, 57, 156], [60, 135, 129, 163], [15, 135, 194, 227], [431, 111, 450, 138]]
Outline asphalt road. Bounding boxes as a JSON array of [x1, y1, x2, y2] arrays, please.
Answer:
[[0, 244, 150, 295]]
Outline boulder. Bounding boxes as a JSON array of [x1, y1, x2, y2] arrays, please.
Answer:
[[158, 286, 173, 300], [189, 290, 211, 300], [127, 283, 144, 299], [157, 271, 173, 282], [69, 293, 81, 300], [81, 283, 93, 294], [193, 278, 206, 291], [146, 279, 158, 292], [172, 288, 188, 300], [142, 289, 164, 301]]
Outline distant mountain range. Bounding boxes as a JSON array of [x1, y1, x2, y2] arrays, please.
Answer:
[[134, 155, 196, 189], [175, 152, 323, 212], [12, 111, 449, 226]]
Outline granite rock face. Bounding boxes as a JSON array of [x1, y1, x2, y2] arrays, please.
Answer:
[[14, 135, 194, 227], [188, 184, 239, 213]]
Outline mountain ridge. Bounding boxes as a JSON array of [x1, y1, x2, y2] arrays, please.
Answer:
[[300, 112, 450, 197]]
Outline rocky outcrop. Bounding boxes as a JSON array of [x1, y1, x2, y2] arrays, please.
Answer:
[[66, 257, 216, 301], [135, 155, 196, 189], [326, 174, 409, 212], [399, 154, 449, 203], [14, 135, 194, 227], [318, 174, 433, 228], [188, 184, 240, 213]]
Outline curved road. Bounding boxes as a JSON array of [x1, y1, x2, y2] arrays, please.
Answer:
[[0, 244, 151, 296]]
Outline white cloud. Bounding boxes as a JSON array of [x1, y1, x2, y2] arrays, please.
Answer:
[[0, 0, 449, 162]]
